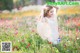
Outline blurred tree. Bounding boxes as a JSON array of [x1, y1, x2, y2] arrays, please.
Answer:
[[0, 0, 6, 10], [0, 0, 13, 10], [49, 0, 55, 2]]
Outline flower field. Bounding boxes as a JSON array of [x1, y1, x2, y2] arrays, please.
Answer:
[[0, 14, 80, 53], [0, 6, 80, 53]]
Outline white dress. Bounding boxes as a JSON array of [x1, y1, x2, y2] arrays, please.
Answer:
[[37, 17, 59, 44]]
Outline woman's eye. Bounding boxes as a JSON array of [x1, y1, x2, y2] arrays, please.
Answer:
[[50, 11, 53, 13], [51, 11, 53, 12]]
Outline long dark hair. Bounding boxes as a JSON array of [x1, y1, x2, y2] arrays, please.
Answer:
[[43, 6, 53, 17], [43, 6, 58, 17]]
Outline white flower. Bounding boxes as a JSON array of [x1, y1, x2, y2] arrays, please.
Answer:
[[12, 8, 18, 13], [18, 40, 20, 42], [2, 10, 10, 13], [77, 38, 79, 40]]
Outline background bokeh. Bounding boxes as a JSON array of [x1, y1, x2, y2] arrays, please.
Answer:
[[0, 0, 80, 53]]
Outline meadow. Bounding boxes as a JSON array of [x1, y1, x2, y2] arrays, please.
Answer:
[[0, 6, 80, 53], [0, 14, 80, 53]]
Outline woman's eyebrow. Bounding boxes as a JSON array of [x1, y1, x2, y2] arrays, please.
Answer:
[[51, 11, 54, 12], [51, 9, 54, 11]]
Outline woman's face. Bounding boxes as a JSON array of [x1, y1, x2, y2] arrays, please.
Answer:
[[47, 8, 54, 17]]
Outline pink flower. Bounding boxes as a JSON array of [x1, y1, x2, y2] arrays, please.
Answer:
[[26, 43, 31, 48], [32, 29, 35, 32], [48, 42, 52, 44], [15, 31, 18, 35], [22, 39, 25, 42]]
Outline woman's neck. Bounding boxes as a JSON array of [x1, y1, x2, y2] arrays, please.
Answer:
[[47, 16, 52, 18]]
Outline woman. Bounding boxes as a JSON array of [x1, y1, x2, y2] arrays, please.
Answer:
[[37, 5, 59, 45]]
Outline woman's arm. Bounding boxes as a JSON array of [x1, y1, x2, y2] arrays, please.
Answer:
[[36, 16, 42, 22]]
